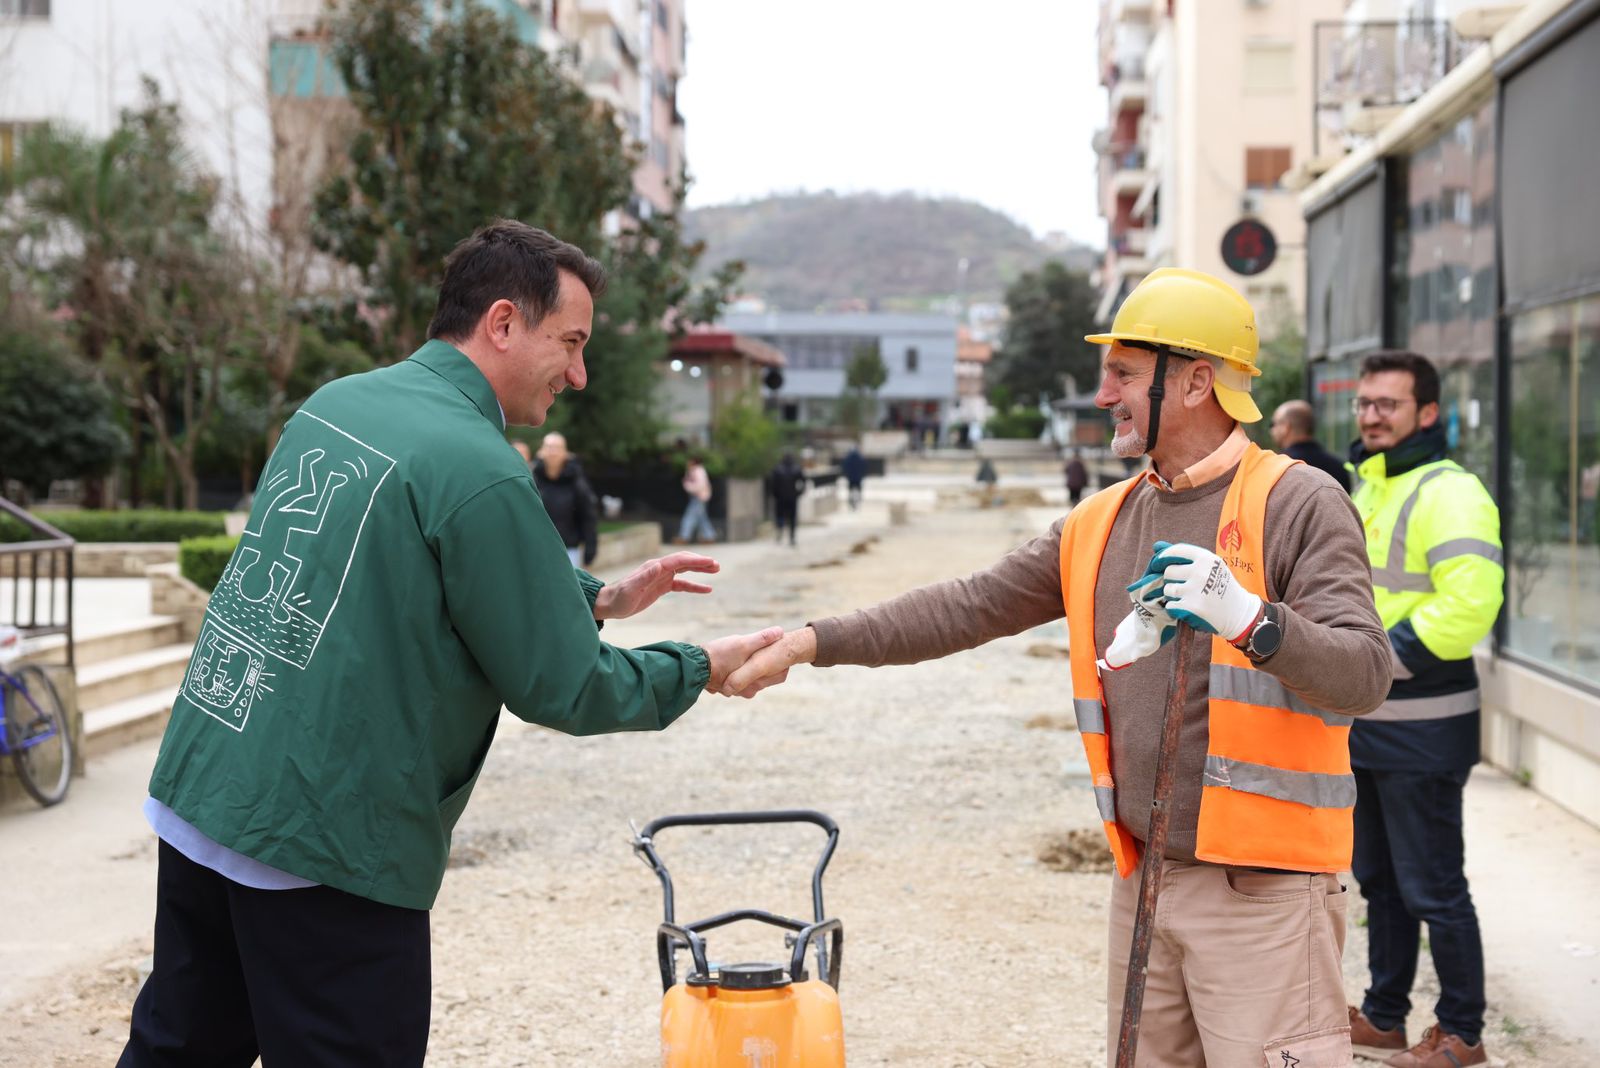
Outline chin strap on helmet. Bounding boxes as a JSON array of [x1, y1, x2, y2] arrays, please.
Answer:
[[1143, 346, 1171, 455]]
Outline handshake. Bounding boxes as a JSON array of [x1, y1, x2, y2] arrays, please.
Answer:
[[703, 626, 816, 698], [1097, 540, 1264, 673]]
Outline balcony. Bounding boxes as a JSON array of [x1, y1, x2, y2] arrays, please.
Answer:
[[1110, 0, 1153, 22], [1110, 76, 1147, 114], [1108, 146, 1150, 196], [1313, 19, 1467, 155]]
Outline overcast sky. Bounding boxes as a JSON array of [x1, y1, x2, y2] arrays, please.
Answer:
[[678, 0, 1104, 247]]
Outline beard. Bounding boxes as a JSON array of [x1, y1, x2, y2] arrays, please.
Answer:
[[1110, 405, 1148, 458]]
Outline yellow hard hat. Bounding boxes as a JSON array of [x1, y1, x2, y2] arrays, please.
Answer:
[[1085, 267, 1263, 423]]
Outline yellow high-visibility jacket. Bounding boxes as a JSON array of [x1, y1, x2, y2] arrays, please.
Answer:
[[1350, 425, 1502, 771]]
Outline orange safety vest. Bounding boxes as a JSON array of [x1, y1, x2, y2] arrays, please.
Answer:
[[1059, 444, 1355, 877]]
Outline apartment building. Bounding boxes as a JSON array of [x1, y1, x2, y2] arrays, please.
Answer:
[[1092, 0, 1343, 334]]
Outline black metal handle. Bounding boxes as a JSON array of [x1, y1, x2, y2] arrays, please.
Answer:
[[631, 809, 840, 926]]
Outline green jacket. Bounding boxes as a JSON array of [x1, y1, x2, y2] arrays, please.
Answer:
[[149, 341, 709, 909]]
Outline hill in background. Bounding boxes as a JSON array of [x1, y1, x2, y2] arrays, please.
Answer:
[[684, 191, 1099, 312]]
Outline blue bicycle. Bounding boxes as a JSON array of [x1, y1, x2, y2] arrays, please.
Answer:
[[0, 627, 72, 807]]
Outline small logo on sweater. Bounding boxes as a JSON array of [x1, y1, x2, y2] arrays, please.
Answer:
[[1219, 520, 1243, 553]]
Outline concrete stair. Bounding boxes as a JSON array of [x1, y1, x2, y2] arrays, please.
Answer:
[[70, 616, 191, 760]]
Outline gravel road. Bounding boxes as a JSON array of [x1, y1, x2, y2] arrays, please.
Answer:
[[2, 499, 1583, 1066]]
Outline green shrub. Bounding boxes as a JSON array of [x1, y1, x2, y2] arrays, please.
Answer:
[[0, 510, 228, 544], [179, 535, 240, 591], [711, 392, 782, 478], [985, 408, 1047, 440]]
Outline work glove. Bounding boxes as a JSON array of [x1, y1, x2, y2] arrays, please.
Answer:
[[1096, 595, 1178, 673], [1128, 540, 1261, 644]]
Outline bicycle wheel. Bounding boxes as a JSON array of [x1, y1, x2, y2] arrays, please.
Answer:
[[3, 665, 72, 806]]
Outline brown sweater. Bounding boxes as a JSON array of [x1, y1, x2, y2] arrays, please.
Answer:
[[810, 462, 1390, 863]]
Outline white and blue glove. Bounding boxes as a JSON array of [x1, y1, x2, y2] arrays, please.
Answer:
[[1128, 540, 1262, 644], [1097, 594, 1179, 673]]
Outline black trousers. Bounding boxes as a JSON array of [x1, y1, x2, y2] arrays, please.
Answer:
[[773, 499, 798, 541], [120, 841, 431, 1068]]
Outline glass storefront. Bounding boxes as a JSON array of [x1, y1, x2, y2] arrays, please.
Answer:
[[1505, 295, 1600, 685], [1394, 99, 1498, 487]]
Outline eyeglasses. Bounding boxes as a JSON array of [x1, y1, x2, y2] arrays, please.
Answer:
[[1352, 397, 1415, 417]]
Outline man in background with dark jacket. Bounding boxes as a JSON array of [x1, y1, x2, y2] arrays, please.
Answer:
[[1271, 399, 1350, 491], [530, 432, 598, 566]]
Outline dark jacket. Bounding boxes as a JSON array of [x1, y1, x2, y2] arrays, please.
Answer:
[[1064, 458, 1089, 491], [768, 460, 807, 505], [533, 457, 599, 564], [1284, 440, 1351, 492], [840, 449, 868, 486]]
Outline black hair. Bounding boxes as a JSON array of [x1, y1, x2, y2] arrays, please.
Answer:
[[1359, 350, 1441, 408], [426, 219, 606, 342]]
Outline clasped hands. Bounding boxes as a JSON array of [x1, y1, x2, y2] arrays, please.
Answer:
[[1098, 541, 1262, 673], [590, 551, 813, 698]]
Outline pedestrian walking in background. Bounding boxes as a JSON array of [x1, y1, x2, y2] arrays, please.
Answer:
[[840, 445, 867, 510], [1271, 399, 1351, 492], [119, 220, 782, 1068], [768, 452, 806, 546], [723, 268, 1391, 1068], [1064, 449, 1089, 506], [531, 432, 598, 567], [1345, 351, 1502, 1068], [677, 455, 716, 544]]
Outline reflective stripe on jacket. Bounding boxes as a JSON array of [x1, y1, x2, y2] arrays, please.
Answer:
[[1350, 441, 1502, 769], [1061, 444, 1355, 876]]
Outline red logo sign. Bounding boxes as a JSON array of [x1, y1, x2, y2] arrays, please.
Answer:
[[1219, 520, 1243, 554]]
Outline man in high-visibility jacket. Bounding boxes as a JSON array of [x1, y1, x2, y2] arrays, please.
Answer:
[[721, 269, 1393, 1066], [1344, 351, 1502, 1068]]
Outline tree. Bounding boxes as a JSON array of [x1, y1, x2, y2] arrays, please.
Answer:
[[0, 81, 256, 508], [0, 321, 127, 502], [837, 341, 888, 434], [1244, 316, 1309, 449], [993, 261, 1100, 404], [312, 0, 738, 464], [313, 0, 633, 358]]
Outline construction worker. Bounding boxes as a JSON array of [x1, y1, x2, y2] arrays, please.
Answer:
[[722, 268, 1393, 1066], [1344, 351, 1502, 1068]]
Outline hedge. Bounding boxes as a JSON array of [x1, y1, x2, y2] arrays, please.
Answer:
[[178, 535, 239, 592], [0, 510, 228, 544]]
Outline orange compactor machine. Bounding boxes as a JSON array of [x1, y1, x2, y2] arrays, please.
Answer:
[[631, 810, 846, 1067]]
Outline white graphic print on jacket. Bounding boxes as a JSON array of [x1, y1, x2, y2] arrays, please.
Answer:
[[179, 412, 396, 732]]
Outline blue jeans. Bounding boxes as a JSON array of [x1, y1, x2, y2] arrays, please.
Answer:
[[678, 498, 715, 542], [1352, 765, 1485, 1044]]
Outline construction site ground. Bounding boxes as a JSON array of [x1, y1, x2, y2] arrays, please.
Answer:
[[2, 476, 1596, 1066]]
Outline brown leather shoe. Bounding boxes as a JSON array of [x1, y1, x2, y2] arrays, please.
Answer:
[[1349, 1006, 1407, 1060], [1384, 1025, 1487, 1067]]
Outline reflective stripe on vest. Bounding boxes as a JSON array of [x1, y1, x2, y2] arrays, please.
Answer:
[[1365, 688, 1481, 721], [1061, 444, 1356, 877], [1369, 467, 1501, 593]]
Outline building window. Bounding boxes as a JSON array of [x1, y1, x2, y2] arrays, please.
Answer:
[[1395, 99, 1497, 484], [0, 0, 50, 17], [905, 346, 919, 373], [1244, 146, 1292, 190], [1505, 294, 1600, 686], [1242, 41, 1294, 93]]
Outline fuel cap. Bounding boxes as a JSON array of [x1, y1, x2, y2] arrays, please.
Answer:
[[717, 962, 790, 990]]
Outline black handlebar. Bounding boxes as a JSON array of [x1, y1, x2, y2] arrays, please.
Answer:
[[631, 809, 843, 993]]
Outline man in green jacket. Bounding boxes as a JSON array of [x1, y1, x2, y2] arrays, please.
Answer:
[[120, 221, 780, 1067]]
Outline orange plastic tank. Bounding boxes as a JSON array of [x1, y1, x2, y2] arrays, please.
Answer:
[[661, 965, 845, 1068]]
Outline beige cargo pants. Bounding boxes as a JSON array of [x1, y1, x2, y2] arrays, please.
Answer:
[[1106, 856, 1352, 1067]]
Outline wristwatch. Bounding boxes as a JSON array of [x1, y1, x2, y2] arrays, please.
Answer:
[[1232, 602, 1283, 662]]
